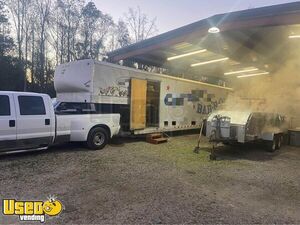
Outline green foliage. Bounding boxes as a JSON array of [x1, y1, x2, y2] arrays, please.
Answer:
[[117, 20, 131, 48], [75, 1, 114, 60], [82, 1, 100, 19], [0, 56, 24, 91], [0, 34, 14, 56], [0, 1, 7, 23], [0, 0, 157, 94], [0, 0, 14, 56], [0, 0, 24, 91]]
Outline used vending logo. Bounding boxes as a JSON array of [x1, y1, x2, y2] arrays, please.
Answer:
[[2, 197, 63, 223]]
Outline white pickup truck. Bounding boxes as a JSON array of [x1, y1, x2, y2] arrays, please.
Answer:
[[0, 91, 120, 154]]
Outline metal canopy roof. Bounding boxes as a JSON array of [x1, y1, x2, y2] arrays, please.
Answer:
[[107, 2, 300, 82]]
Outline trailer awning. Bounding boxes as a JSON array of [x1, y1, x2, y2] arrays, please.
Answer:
[[107, 2, 300, 82]]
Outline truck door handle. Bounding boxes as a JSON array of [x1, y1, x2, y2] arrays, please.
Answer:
[[9, 120, 15, 127], [45, 119, 50, 126]]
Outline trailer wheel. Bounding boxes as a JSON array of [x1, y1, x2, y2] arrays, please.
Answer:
[[266, 136, 277, 152], [209, 130, 217, 142], [87, 127, 109, 150], [276, 134, 283, 150], [222, 142, 230, 146]]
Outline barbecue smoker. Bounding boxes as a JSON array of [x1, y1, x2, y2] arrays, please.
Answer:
[[206, 111, 287, 152]]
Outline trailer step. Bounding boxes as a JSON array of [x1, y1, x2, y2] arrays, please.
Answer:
[[147, 137, 168, 144], [146, 133, 168, 145], [147, 133, 163, 139]]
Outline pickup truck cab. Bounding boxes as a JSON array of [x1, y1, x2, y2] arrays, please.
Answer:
[[0, 91, 120, 154]]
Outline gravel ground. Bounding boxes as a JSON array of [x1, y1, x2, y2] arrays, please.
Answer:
[[0, 134, 299, 224]]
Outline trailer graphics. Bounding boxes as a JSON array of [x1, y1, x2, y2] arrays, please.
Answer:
[[55, 59, 232, 134], [164, 90, 226, 115], [98, 77, 130, 97]]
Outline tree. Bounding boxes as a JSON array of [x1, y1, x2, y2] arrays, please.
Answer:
[[0, 0, 159, 95], [49, 0, 83, 64], [117, 20, 131, 47], [75, 1, 114, 60], [29, 0, 52, 92], [7, 0, 34, 90], [106, 19, 131, 52], [0, 1, 14, 56], [124, 6, 157, 43], [0, 56, 25, 91], [0, 0, 24, 91], [7, 0, 29, 61]]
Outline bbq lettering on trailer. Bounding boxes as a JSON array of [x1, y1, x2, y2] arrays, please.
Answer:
[[198, 99, 225, 115]]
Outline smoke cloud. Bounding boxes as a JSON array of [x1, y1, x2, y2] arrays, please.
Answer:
[[222, 60, 300, 128]]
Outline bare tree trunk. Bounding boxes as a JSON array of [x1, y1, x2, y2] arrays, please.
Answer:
[[60, 28, 64, 63], [31, 26, 35, 87], [24, 27, 28, 91], [67, 15, 71, 62]]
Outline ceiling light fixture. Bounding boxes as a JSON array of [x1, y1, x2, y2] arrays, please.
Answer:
[[208, 27, 220, 34], [289, 35, 300, 39], [224, 68, 259, 75], [191, 57, 229, 67], [167, 49, 207, 61], [237, 72, 270, 78]]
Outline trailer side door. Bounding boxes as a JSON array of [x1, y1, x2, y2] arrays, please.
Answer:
[[130, 79, 147, 130]]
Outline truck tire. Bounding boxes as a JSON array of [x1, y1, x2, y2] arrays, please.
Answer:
[[87, 127, 109, 150], [266, 136, 277, 152]]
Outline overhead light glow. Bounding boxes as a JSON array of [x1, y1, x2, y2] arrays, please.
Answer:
[[167, 49, 207, 61], [224, 68, 259, 76], [208, 27, 220, 34], [191, 57, 229, 67], [289, 35, 300, 39], [237, 72, 270, 78]]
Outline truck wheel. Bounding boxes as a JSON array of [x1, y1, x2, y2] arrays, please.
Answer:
[[266, 136, 277, 152], [87, 127, 109, 150]]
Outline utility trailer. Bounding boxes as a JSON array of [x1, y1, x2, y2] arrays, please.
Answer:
[[206, 110, 288, 152], [54, 59, 232, 135]]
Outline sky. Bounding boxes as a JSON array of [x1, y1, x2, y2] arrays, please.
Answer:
[[94, 0, 297, 34]]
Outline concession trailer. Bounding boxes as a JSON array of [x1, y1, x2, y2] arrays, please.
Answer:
[[54, 59, 232, 134]]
